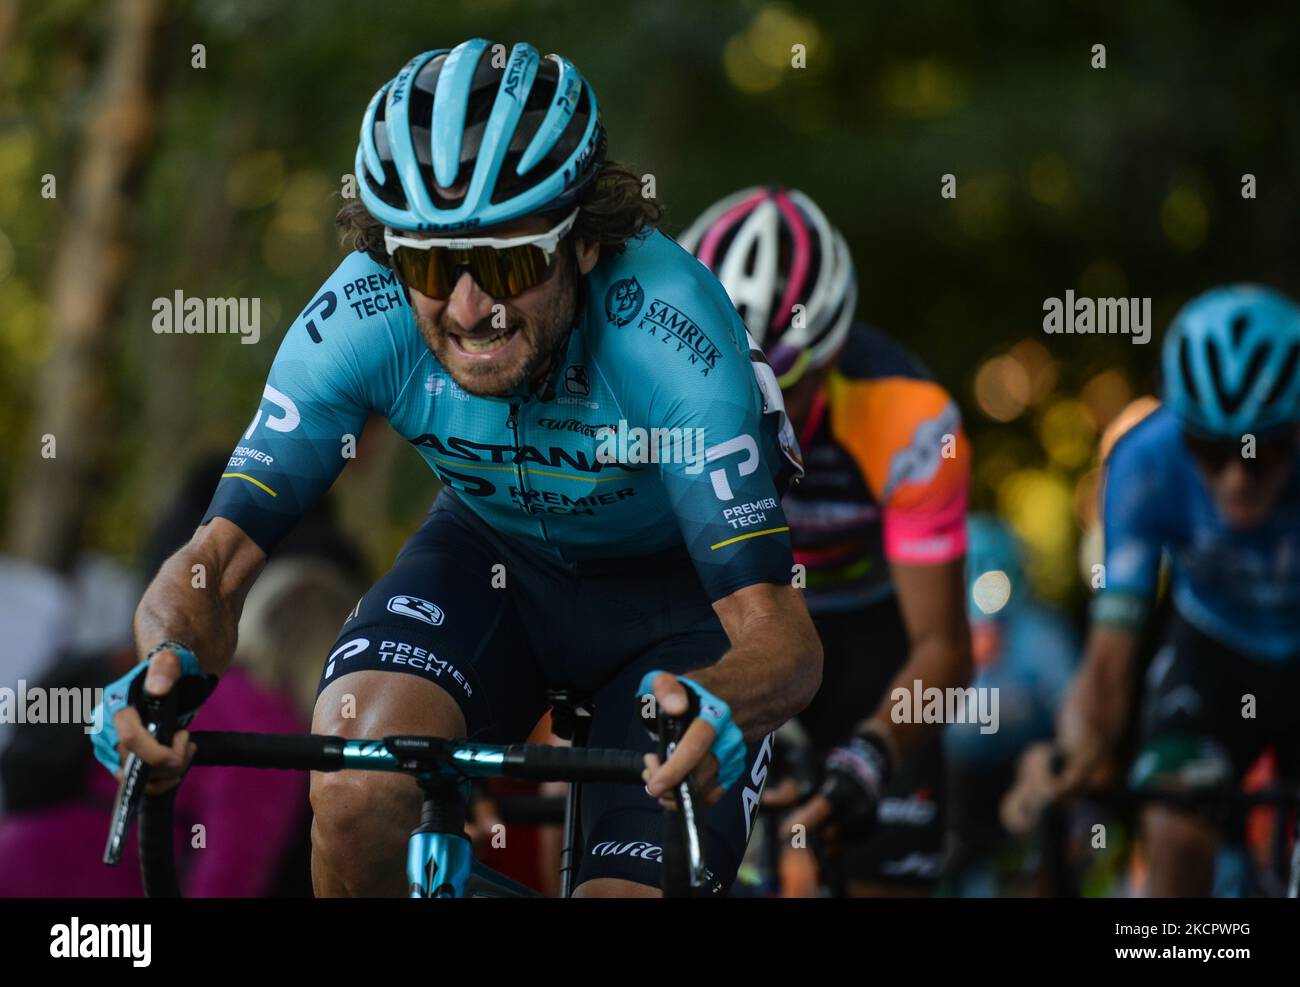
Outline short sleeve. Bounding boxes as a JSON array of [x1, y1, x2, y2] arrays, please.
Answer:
[[201, 254, 411, 552]]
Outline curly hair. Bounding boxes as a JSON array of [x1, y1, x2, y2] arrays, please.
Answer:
[[336, 161, 664, 267]]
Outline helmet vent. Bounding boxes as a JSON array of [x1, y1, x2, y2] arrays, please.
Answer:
[[1261, 342, 1300, 408], [1210, 339, 1269, 416], [1231, 311, 1250, 347], [1178, 336, 1200, 402]]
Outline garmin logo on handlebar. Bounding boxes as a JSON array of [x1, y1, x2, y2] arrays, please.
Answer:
[[49, 917, 151, 967]]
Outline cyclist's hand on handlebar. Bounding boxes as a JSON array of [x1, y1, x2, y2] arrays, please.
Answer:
[[1049, 727, 1116, 800], [641, 672, 724, 809], [114, 650, 193, 794], [91, 646, 210, 792], [1000, 741, 1059, 835], [797, 732, 893, 845]]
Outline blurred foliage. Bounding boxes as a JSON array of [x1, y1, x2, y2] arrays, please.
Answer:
[[2, 0, 1298, 610]]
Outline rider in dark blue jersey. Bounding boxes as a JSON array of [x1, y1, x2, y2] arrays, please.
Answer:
[[95, 40, 822, 898], [1050, 284, 1300, 896]]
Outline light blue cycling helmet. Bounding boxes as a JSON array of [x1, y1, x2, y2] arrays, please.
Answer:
[[1161, 284, 1300, 438], [966, 513, 1024, 620], [356, 40, 606, 232]]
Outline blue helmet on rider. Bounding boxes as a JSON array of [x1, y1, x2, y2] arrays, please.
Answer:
[[356, 40, 606, 232], [966, 513, 1024, 622], [1160, 284, 1300, 439]]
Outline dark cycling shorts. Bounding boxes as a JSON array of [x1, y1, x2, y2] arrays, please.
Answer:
[[316, 491, 773, 893], [1133, 608, 1300, 793], [795, 598, 945, 889]]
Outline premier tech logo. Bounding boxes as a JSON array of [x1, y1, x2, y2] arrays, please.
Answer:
[[637, 299, 722, 376]]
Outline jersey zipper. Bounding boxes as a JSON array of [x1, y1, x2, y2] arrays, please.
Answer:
[[505, 402, 554, 546], [505, 402, 528, 511]]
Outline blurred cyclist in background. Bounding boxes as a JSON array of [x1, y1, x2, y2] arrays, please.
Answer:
[[944, 514, 1078, 896], [1029, 285, 1300, 896], [682, 187, 972, 895]]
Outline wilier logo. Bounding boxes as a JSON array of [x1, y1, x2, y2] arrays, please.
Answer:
[[387, 595, 445, 626], [605, 276, 645, 327]]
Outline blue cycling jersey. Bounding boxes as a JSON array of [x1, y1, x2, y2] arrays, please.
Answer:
[[1095, 405, 1300, 660], [201, 229, 802, 601]]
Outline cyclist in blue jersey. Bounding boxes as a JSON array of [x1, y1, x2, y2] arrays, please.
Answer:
[[1051, 284, 1300, 896], [92, 40, 822, 898]]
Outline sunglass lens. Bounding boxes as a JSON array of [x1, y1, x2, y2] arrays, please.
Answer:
[[393, 248, 450, 299], [1185, 432, 1296, 473], [392, 243, 556, 300], [1185, 435, 1233, 471]]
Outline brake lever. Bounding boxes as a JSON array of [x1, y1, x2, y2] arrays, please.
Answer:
[[656, 700, 709, 893], [103, 688, 179, 866]]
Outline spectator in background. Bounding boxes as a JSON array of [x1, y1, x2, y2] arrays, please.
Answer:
[[0, 453, 366, 897], [943, 514, 1079, 896], [0, 556, 75, 811]]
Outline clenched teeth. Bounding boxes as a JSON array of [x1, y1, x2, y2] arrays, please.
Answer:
[[459, 326, 517, 352]]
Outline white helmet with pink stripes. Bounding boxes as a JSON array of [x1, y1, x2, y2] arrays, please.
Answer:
[[678, 186, 857, 386]]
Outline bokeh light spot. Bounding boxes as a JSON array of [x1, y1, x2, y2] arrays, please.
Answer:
[[972, 569, 1012, 615]]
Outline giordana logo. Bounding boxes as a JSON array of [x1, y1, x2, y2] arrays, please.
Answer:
[[324, 637, 369, 678], [565, 364, 591, 396], [50, 917, 151, 967], [590, 840, 663, 861], [386, 595, 444, 626]]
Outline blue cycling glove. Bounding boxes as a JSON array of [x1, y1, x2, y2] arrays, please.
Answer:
[[637, 671, 747, 791], [91, 643, 214, 774]]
